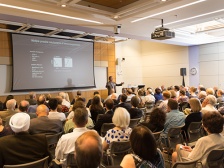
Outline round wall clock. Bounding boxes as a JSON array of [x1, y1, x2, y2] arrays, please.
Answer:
[[190, 67, 197, 75]]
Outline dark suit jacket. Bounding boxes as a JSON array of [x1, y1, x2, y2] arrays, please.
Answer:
[[25, 99, 37, 105], [94, 110, 114, 134], [29, 116, 63, 135], [0, 132, 51, 167], [128, 108, 143, 119], [113, 102, 132, 112]]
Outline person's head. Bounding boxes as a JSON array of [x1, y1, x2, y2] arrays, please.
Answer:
[[109, 76, 113, 82], [112, 107, 130, 129], [205, 95, 217, 106], [56, 96, 63, 105], [36, 104, 49, 117], [162, 90, 171, 100], [131, 96, 139, 108], [202, 111, 224, 134], [155, 87, 162, 94], [72, 101, 85, 111], [105, 99, 114, 110], [206, 88, 214, 95], [59, 92, 66, 99], [217, 89, 224, 97], [45, 93, 52, 101], [198, 91, 207, 99], [127, 89, 132, 95], [19, 100, 29, 112], [92, 95, 101, 105], [169, 90, 177, 99], [6, 99, 17, 110], [111, 93, 117, 100], [9, 113, 30, 133], [120, 94, 127, 103], [189, 98, 202, 112], [190, 87, 197, 93], [37, 95, 46, 105], [73, 108, 88, 127], [167, 99, 178, 110], [130, 125, 157, 162], [75, 131, 102, 168], [29, 92, 36, 99], [174, 85, 180, 91], [48, 98, 58, 111], [179, 90, 186, 96], [138, 89, 144, 96], [149, 108, 166, 127], [5, 95, 14, 103], [93, 91, 99, 96], [77, 91, 81, 96]]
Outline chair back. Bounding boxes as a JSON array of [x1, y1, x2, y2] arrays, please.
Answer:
[[101, 123, 115, 137], [96, 114, 104, 122], [3, 156, 49, 168], [46, 132, 63, 158], [167, 125, 185, 150], [172, 159, 201, 168], [153, 129, 163, 148], [145, 102, 155, 112], [129, 118, 140, 129], [66, 153, 78, 168], [187, 122, 202, 143], [207, 149, 224, 168], [179, 102, 190, 112], [109, 141, 132, 166]]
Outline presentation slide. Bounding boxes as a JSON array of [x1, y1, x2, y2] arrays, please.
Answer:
[[12, 34, 95, 91]]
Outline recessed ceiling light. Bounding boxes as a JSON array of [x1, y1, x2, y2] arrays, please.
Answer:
[[61, 4, 66, 7], [161, 0, 167, 1], [131, 0, 206, 23], [0, 3, 103, 24]]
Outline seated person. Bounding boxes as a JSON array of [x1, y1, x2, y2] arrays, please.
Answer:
[[172, 111, 224, 167], [89, 95, 105, 123], [75, 131, 103, 168], [103, 107, 132, 151], [0, 113, 51, 167], [48, 98, 66, 121], [94, 99, 114, 134], [113, 94, 132, 112], [0, 116, 12, 138], [29, 104, 63, 135], [120, 125, 164, 168], [141, 107, 166, 132], [128, 96, 143, 119]]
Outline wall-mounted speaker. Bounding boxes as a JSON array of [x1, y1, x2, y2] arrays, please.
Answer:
[[180, 68, 186, 76]]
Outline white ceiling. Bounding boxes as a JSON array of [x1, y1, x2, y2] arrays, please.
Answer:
[[0, 0, 224, 46]]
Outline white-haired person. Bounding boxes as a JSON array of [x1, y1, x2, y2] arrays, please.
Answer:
[[0, 113, 51, 167], [201, 95, 217, 114], [103, 107, 132, 151]]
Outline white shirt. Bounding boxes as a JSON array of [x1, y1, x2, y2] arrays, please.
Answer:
[[48, 111, 66, 121], [144, 94, 155, 103], [62, 99, 70, 108], [55, 127, 91, 164], [201, 104, 217, 115]]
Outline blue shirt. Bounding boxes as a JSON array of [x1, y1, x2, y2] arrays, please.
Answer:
[[162, 109, 185, 137]]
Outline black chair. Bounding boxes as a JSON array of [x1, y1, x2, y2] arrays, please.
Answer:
[[46, 132, 63, 158], [172, 159, 202, 168], [153, 129, 164, 149], [101, 123, 115, 137], [179, 102, 190, 112], [129, 118, 141, 129], [207, 149, 224, 168], [144, 101, 155, 112], [186, 122, 202, 145], [3, 156, 49, 168]]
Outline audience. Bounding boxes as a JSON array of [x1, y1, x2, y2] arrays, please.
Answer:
[[27, 94, 47, 113], [206, 87, 215, 96], [128, 96, 143, 119], [75, 131, 103, 168], [198, 91, 207, 104], [181, 98, 202, 140], [103, 107, 131, 151], [94, 99, 114, 134], [172, 111, 224, 167], [141, 107, 166, 132], [59, 92, 70, 108], [161, 99, 185, 138], [55, 108, 93, 166], [177, 90, 189, 103], [120, 125, 165, 168], [113, 94, 132, 112], [154, 87, 163, 103], [86, 91, 104, 108], [2, 95, 16, 110], [56, 96, 69, 113], [189, 87, 198, 99], [48, 98, 66, 121], [71, 90, 86, 105], [0, 99, 17, 121], [201, 95, 217, 114], [89, 95, 105, 123], [0, 116, 12, 138], [158, 90, 171, 112], [216, 89, 224, 103], [25, 92, 37, 105], [29, 104, 62, 134], [0, 113, 51, 167], [144, 88, 155, 103]]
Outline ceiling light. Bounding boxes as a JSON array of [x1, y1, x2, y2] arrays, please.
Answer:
[[159, 8, 224, 26], [0, 3, 103, 24], [161, 0, 167, 1], [61, 4, 66, 7], [131, 0, 206, 23]]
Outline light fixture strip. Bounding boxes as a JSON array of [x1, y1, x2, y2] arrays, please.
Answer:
[[131, 0, 206, 23], [0, 3, 103, 24]]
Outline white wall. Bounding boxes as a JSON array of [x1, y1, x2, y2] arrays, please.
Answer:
[[199, 41, 224, 88], [115, 40, 189, 90]]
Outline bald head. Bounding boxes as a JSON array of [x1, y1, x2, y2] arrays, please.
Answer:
[[36, 104, 49, 117], [75, 131, 102, 168], [37, 95, 46, 105], [19, 100, 29, 112]]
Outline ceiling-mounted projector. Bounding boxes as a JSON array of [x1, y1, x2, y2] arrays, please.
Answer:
[[151, 19, 175, 40]]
